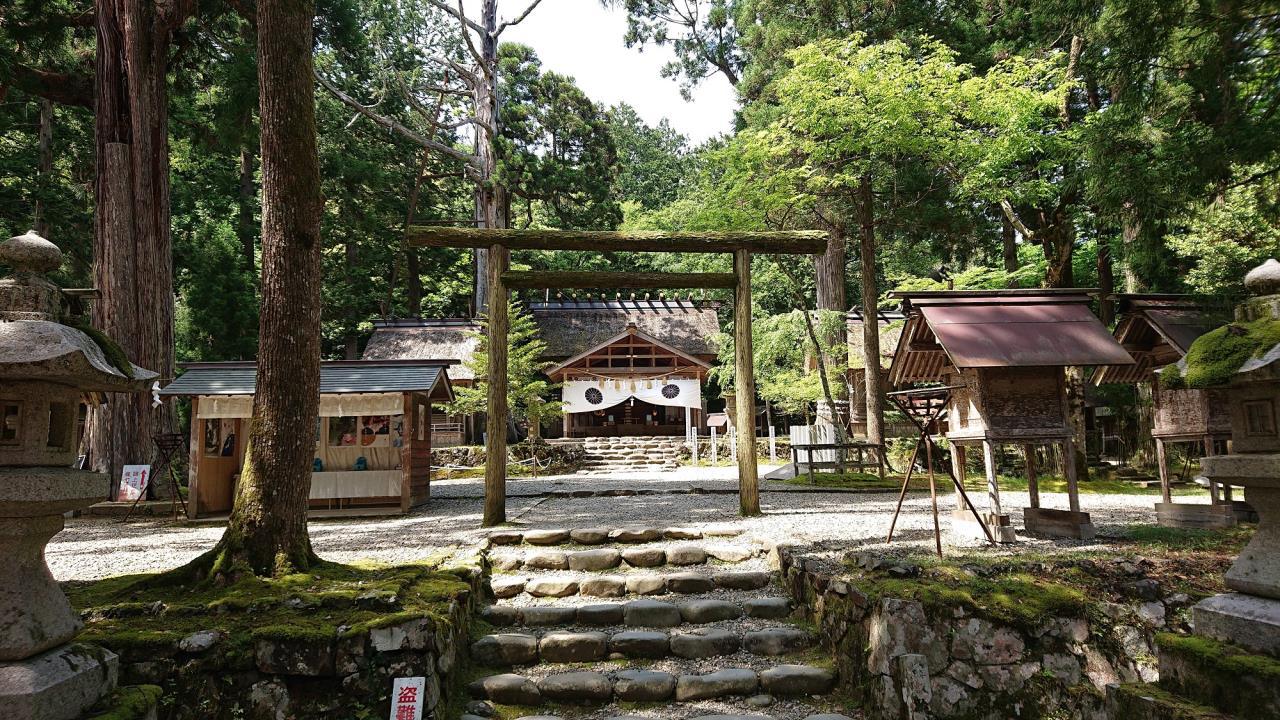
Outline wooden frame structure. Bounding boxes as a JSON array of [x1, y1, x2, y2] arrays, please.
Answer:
[[408, 227, 827, 525], [1094, 295, 1235, 528], [888, 290, 1135, 543]]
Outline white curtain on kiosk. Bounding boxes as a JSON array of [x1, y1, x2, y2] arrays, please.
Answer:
[[562, 378, 701, 413]]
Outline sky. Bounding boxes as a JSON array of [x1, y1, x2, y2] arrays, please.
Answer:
[[494, 1, 739, 143]]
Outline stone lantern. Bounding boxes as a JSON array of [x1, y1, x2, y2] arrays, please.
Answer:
[[0, 231, 156, 719], [1179, 258, 1280, 657]]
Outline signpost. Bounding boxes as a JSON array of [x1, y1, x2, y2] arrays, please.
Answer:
[[118, 465, 150, 501], [389, 676, 426, 720]]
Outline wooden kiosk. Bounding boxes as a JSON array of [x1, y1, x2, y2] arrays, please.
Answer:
[[160, 360, 452, 518], [1094, 295, 1235, 528], [889, 290, 1135, 542]]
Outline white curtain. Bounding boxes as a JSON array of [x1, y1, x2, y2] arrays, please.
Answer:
[[197, 393, 404, 419], [563, 378, 701, 413]]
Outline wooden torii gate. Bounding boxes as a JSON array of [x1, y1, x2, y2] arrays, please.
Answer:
[[408, 228, 828, 526]]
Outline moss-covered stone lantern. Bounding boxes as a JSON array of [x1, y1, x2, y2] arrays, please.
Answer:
[[1168, 258, 1280, 658], [0, 231, 156, 719]]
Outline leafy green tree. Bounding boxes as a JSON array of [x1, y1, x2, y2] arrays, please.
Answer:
[[605, 0, 744, 96], [608, 103, 692, 211], [450, 300, 562, 439]]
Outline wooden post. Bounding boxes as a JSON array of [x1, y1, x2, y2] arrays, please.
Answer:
[[1155, 437, 1172, 504], [1063, 437, 1082, 513], [982, 439, 1002, 516], [734, 248, 760, 516], [1206, 435, 1231, 503], [400, 392, 414, 513], [483, 243, 509, 526], [187, 398, 201, 519], [1023, 443, 1040, 509], [954, 443, 966, 509]]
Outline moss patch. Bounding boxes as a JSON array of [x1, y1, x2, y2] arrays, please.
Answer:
[[1162, 316, 1280, 389], [85, 685, 163, 720], [68, 319, 135, 378], [65, 560, 471, 663], [1156, 632, 1280, 682]]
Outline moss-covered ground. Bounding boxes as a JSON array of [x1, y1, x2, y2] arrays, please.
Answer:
[[840, 524, 1253, 633], [1156, 632, 1280, 683], [64, 557, 473, 663]]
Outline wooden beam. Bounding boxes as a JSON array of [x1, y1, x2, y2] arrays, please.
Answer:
[[734, 249, 760, 516], [408, 227, 828, 254], [483, 244, 510, 527], [502, 271, 737, 289]]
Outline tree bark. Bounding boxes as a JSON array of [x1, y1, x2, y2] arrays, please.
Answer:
[[857, 176, 884, 446], [205, 0, 323, 578], [35, 98, 53, 237], [1000, 212, 1017, 277], [238, 141, 257, 271], [1121, 207, 1142, 292], [472, 0, 506, 314], [403, 152, 432, 317], [814, 221, 849, 426], [91, 0, 182, 488], [1097, 240, 1115, 327]]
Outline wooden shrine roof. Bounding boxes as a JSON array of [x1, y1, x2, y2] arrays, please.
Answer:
[[1093, 295, 1227, 385], [888, 290, 1134, 385], [363, 319, 480, 380]]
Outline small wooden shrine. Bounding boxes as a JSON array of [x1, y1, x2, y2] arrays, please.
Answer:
[[160, 360, 452, 518], [1094, 295, 1234, 527], [889, 290, 1135, 541]]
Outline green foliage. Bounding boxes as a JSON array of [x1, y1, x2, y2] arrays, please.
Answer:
[[1166, 167, 1280, 295], [448, 300, 562, 433], [1162, 317, 1280, 389], [608, 103, 693, 210], [714, 309, 847, 417], [85, 684, 164, 720]]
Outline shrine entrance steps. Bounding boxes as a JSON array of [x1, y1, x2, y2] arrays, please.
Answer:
[[464, 526, 852, 719], [577, 437, 682, 473]]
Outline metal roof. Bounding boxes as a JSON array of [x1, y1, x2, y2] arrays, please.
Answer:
[[159, 360, 452, 399], [889, 292, 1134, 385]]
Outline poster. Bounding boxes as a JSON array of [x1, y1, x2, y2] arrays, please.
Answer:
[[219, 419, 237, 456], [203, 419, 221, 456], [389, 676, 425, 720], [118, 465, 150, 501]]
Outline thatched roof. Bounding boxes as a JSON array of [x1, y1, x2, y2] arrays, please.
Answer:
[[528, 300, 721, 360], [363, 319, 480, 380], [363, 300, 722, 375]]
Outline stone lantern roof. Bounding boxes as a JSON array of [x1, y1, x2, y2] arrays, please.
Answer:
[[1163, 258, 1280, 390], [0, 231, 156, 391]]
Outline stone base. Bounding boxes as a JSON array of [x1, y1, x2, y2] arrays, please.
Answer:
[[0, 644, 118, 720], [1192, 593, 1280, 658], [950, 510, 1016, 544], [1155, 502, 1236, 530], [1233, 500, 1259, 523], [1022, 507, 1096, 540]]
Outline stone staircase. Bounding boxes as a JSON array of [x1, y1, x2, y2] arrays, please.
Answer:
[[466, 526, 852, 720], [579, 437, 683, 473]]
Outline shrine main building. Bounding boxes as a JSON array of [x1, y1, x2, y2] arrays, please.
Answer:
[[363, 298, 719, 443]]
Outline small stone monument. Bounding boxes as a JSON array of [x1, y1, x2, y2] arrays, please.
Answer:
[[0, 231, 157, 719], [1175, 258, 1280, 657]]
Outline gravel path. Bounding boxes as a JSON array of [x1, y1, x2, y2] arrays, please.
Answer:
[[50, 469, 1198, 582]]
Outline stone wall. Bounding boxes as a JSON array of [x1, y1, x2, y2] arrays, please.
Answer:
[[774, 547, 1172, 720], [104, 569, 483, 720]]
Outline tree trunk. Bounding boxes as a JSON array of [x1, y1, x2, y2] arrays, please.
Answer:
[[91, 0, 180, 489], [205, 0, 323, 578], [1097, 241, 1115, 326], [857, 176, 884, 446], [238, 141, 257, 271], [1001, 212, 1017, 278], [403, 152, 431, 317], [1121, 207, 1142, 292], [814, 222, 849, 426], [35, 98, 53, 237], [472, 0, 506, 314]]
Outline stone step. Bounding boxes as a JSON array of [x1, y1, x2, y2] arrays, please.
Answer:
[[1105, 683, 1232, 720], [468, 664, 837, 706], [486, 526, 743, 547], [471, 716, 853, 720], [491, 544, 761, 572], [480, 597, 793, 628], [471, 625, 814, 666], [490, 569, 774, 600]]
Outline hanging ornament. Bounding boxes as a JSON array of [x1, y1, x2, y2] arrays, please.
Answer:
[[614, 380, 622, 391], [629, 380, 637, 392], [646, 379, 654, 389], [598, 378, 605, 388]]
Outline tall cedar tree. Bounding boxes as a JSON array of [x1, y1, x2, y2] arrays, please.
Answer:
[[200, 0, 324, 577]]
